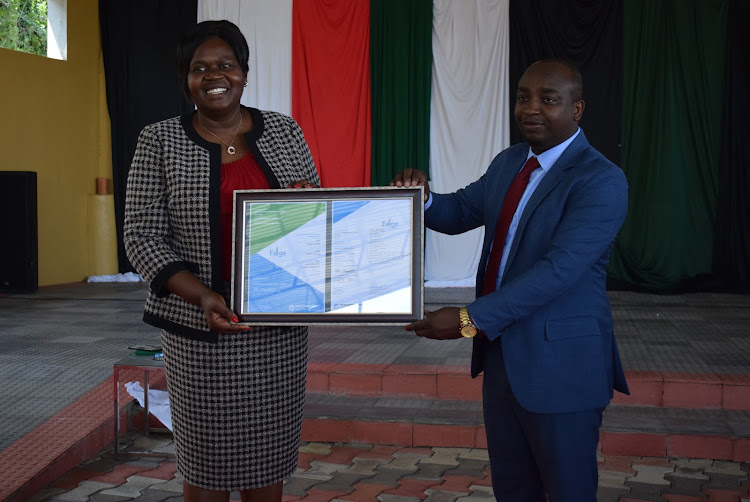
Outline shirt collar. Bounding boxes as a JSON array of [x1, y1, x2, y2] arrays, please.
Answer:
[[526, 127, 581, 172]]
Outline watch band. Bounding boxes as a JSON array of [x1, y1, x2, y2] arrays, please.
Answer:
[[459, 307, 478, 338]]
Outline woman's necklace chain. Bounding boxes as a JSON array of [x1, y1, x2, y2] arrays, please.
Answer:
[[198, 112, 243, 155]]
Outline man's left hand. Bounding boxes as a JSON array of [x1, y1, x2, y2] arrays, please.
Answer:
[[404, 307, 462, 340]]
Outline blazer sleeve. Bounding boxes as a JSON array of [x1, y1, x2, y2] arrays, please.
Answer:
[[469, 164, 628, 339], [123, 125, 191, 297], [290, 117, 321, 187], [425, 176, 489, 235]]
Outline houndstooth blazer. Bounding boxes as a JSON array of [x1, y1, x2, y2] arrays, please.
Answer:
[[124, 107, 320, 342]]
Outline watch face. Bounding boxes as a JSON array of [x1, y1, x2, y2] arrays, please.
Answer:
[[461, 326, 477, 338]]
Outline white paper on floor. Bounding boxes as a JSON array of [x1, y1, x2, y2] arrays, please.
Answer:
[[124, 381, 172, 431], [87, 272, 143, 282]]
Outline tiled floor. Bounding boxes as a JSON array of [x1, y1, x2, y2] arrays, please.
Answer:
[[25, 433, 750, 501], [1, 282, 749, 501]]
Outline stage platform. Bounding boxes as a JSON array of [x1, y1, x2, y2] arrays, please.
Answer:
[[0, 282, 748, 500]]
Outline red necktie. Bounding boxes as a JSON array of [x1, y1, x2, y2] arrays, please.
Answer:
[[481, 156, 540, 296]]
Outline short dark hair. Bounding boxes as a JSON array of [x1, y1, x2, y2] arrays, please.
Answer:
[[536, 58, 584, 102], [176, 20, 250, 101]]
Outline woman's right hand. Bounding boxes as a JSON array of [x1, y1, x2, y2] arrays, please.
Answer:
[[198, 290, 251, 334], [166, 270, 250, 334], [287, 178, 319, 189]]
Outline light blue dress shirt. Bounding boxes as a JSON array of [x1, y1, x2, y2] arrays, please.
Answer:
[[423, 128, 581, 294], [495, 128, 581, 288]]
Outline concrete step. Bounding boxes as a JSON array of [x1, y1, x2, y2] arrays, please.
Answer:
[[308, 362, 750, 411], [300, 392, 750, 462]]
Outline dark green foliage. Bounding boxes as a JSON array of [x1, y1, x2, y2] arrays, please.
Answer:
[[0, 0, 47, 56]]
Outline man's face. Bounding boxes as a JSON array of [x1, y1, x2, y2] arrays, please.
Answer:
[[514, 62, 584, 155]]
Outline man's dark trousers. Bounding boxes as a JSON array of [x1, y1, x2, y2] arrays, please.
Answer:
[[482, 341, 603, 502]]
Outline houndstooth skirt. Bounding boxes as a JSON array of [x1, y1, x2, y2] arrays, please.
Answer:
[[161, 326, 308, 491]]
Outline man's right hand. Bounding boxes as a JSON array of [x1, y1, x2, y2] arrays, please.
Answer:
[[391, 169, 430, 202]]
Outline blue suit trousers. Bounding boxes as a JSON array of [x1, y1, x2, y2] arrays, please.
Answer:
[[482, 341, 603, 502]]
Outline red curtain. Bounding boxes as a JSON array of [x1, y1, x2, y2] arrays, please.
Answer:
[[292, 0, 371, 188]]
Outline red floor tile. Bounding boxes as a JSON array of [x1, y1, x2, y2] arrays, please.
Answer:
[[733, 438, 750, 462], [354, 445, 400, 460], [382, 477, 434, 498], [383, 364, 441, 375], [351, 421, 413, 446], [473, 467, 493, 487], [48, 467, 101, 490], [88, 464, 152, 484], [382, 374, 437, 397], [0, 378, 119, 502], [298, 451, 325, 469], [474, 427, 488, 449], [393, 447, 434, 456], [600, 432, 666, 457], [137, 461, 178, 481], [336, 482, 391, 501], [630, 456, 674, 467], [599, 455, 637, 474], [662, 495, 704, 502], [320, 446, 363, 465], [332, 363, 389, 374], [612, 379, 664, 406], [436, 374, 482, 401], [667, 434, 733, 461], [720, 375, 750, 410], [306, 372, 329, 392], [302, 489, 352, 501], [432, 474, 475, 494], [328, 373, 382, 396], [704, 488, 744, 502], [413, 424, 475, 448], [307, 361, 338, 372], [301, 418, 352, 443], [663, 382, 723, 408]]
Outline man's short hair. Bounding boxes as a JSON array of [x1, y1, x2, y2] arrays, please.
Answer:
[[536, 58, 583, 102]]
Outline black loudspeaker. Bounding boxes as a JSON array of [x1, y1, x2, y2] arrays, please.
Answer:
[[0, 171, 38, 293]]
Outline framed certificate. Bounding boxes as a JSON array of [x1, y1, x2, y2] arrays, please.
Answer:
[[231, 186, 424, 325]]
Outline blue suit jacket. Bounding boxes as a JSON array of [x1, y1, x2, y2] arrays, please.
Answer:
[[426, 131, 629, 414]]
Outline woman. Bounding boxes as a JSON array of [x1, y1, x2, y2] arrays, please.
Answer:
[[124, 20, 319, 502]]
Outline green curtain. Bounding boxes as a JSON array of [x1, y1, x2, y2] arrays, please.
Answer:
[[370, 0, 433, 187], [609, 0, 728, 291]]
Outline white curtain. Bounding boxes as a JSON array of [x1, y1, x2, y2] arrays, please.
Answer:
[[198, 0, 293, 115], [426, 0, 510, 285]]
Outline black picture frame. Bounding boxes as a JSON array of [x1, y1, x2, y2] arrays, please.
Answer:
[[231, 186, 424, 325]]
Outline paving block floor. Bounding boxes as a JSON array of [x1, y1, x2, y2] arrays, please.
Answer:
[[2, 282, 750, 501], [25, 433, 750, 502]]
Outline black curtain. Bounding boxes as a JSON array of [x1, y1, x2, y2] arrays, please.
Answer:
[[712, 0, 750, 291], [99, 1, 197, 272], [508, 0, 623, 166]]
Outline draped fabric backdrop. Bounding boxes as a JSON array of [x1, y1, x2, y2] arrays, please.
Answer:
[[609, 0, 728, 291], [369, 0, 432, 187], [99, 0, 197, 273], [198, 0, 293, 114], [292, 0, 371, 188], [102, 0, 749, 292], [713, 0, 750, 288], [425, 0, 510, 283], [508, 0, 623, 166]]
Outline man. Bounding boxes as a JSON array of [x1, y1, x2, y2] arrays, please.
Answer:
[[392, 60, 629, 501]]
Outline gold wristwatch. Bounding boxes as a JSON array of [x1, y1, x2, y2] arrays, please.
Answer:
[[459, 308, 478, 338]]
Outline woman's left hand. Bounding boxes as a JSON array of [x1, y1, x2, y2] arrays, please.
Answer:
[[287, 179, 319, 189]]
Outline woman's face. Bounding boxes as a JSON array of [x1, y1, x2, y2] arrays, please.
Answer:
[[187, 36, 246, 115]]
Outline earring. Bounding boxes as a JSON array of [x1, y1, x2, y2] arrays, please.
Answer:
[[243, 82, 248, 88]]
